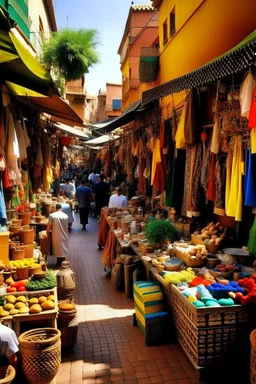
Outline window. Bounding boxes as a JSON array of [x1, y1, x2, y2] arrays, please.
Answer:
[[112, 99, 121, 110], [170, 8, 176, 37], [163, 19, 168, 45]]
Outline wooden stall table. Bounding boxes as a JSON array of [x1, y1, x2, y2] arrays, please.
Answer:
[[5, 287, 58, 337]]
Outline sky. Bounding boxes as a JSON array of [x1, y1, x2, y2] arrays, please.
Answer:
[[54, 0, 152, 95]]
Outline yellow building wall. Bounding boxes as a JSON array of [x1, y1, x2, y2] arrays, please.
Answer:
[[157, 0, 256, 118]]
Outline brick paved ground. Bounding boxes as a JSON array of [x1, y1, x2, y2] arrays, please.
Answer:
[[54, 213, 202, 384]]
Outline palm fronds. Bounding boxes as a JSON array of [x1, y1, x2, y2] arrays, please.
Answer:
[[42, 28, 100, 81]]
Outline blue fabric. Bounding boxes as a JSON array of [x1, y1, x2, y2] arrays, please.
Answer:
[[0, 181, 6, 225], [244, 149, 256, 206], [76, 185, 92, 208]]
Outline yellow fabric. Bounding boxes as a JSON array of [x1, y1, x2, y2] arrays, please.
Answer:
[[225, 147, 232, 215], [175, 101, 188, 149], [0, 50, 18, 63], [251, 128, 256, 154], [9, 33, 51, 82], [134, 298, 163, 314], [149, 137, 161, 185], [5, 81, 44, 97], [226, 136, 244, 221]]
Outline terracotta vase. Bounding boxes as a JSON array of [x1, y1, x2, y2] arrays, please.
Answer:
[[56, 261, 76, 300]]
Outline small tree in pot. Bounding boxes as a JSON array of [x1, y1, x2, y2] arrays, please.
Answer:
[[145, 219, 179, 248]]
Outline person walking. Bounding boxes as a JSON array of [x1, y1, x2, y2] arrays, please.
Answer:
[[61, 201, 74, 229], [93, 174, 110, 217], [108, 186, 128, 208], [60, 178, 76, 198], [75, 179, 92, 230], [88, 170, 100, 187], [46, 203, 69, 263]]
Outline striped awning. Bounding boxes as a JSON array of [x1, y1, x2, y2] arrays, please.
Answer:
[[142, 30, 256, 105]]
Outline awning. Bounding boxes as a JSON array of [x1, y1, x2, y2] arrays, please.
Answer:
[[5, 81, 85, 127], [92, 100, 153, 132], [0, 5, 54, 95], [142, 30, 256, 105], [54, 123, 90, 140], [85, 134, 120, 145]]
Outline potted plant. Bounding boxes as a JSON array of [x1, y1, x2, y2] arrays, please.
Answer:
[[145, 219, 179, 248]]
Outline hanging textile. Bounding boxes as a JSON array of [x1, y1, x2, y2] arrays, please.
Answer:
[[15, 119, 27, 162], [251, 128, 256, 154], [149, 137, 161, 185], [42, 133, 52, 192], [225, 136, 244, 221], [5, 108, 21, 185], [0, 180, 7, 225], [201, 132, 212, 192], [175, 101, 187, 149], [21, 118, 30, 148], [244, 149, 256, 207], [131, 132, 137, 156], [206, 154, 216, 202], [240, 71, 255, 119], [211, 118, 221, 154], [247, 85, 256, 129], [214, 156, 226, 216]]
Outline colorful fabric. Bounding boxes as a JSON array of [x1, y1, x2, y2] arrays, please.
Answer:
[[240, 71, 255, 119], [244, 149, 256, 207]]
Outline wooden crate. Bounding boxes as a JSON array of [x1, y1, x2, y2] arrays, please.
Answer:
[[4, 288, 58, 336], [191, 234, 205, 246], [173, 247, 205, 267], [154, 275, 249, 369]]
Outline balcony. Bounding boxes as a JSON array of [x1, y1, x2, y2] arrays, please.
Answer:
[[139, 46, 159, 83], [122, 78, 140, 98]]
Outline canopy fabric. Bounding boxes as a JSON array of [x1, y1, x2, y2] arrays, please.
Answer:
[[54, 123, 90, 140], [0, 26, 53, 95], [5, 81, 85, 127], [85, 134, 120, 145], [92, 100, 153, 132], [142, 30, 256, 105]]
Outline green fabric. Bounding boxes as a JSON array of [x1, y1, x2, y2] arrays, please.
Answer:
[[0, 27, 53, 94]]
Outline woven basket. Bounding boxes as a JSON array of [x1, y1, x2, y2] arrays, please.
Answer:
[[18, 212, 31, 226], [0, 365, 16, 384], [12, 249, 25, 260], [251, 330, 256, 384], [23, 243, 34, 258], [20, 229, 34, 244], [19, 328, 61, 384], [40, 237, 51, 255]]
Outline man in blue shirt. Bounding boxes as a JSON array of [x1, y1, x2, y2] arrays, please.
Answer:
[[75, 179, 92, 230]]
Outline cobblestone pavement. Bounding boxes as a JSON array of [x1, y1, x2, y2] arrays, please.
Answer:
[[54, 213, 201, 384]]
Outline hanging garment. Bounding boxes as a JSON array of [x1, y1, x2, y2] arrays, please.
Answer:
[[149, 137, 161, 186], [21, 118, 30, 148], [201, 132, 212, 192], [206, 154, 216, 202], [240, 71, 255, 119], [226, 136, 244, 221], [251, 128, 256, 154], [131, 132, 137, 156], [244, 149, 256, 207], [190, 143, 202, 215], [248, 86, 256, 128], [214, 156, 226, 216], [15, 119, 27, 161], [175, 101, 187, 149], [211, 118, 221, 154], [5, 108, 21, 185], [0, 181, 7, 224]]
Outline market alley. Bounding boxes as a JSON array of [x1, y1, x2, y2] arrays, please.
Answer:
[[54, 213, 200, 384]]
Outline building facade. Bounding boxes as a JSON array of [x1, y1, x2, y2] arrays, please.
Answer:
[[118, 4, 159, 110], [151, 0, 256, 115]]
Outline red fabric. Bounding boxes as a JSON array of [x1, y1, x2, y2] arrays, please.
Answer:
[[102, 230, 116, 269], [61, 137, 71, 146], [98, 210, 110, 247], [138, 158, 146, 194], [3, 165, 11, 189], [206, 153, 216, 201], [159, 122, 165, 148], [248, 87, 256, 129]]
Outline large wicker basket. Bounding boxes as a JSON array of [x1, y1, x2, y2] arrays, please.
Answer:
[[20, 229, 34, 244], [0, 365, 16, 384], [40, 236, 51, 255], [23, 243, 34, 258], [250, 330, 256, 383], [18, 212, 31, 226], [19, 328, 61, 384]]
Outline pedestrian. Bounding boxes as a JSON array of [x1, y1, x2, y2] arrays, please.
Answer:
[[46, 203, 69, 263], [51, 171, 60, 197], [93, 174, 110, 217], [88, 169, 100, 187], [75, 179, 92, 230], [108, 186, 128, 208], [0, 323, 19, 369], [60, 178, 76, 198], [61, 201, 74, 229]]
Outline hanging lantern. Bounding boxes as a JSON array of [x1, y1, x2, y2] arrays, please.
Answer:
[[201, 130, 207, 142], [61, 137, 71, 146]]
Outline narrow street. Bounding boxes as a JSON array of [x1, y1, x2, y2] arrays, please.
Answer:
[[54, 213, 200, 384]]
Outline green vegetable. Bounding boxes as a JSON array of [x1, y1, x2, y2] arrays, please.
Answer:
[[26, 270, 57, 291], [145, 219, 179, 246], [0, 295, 5, 306]]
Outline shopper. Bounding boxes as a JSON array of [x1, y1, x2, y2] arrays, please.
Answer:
[[93, 174, 110, 217], [0, 323, 19, 369], [61, 201, 74, 229], [108, 186, 128, 208], [75, 179, 92, 230], [88, 170, 100, 186], [46, 203, 69, 263], [60, 179, 76, 198], [51, 172, 60, 197]]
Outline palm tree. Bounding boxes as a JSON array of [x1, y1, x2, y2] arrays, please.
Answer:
[[42, 28, 100, 82]]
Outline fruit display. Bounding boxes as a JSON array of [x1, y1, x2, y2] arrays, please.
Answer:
[[26, 270, 57, 291], [174, 243, 208, 259], [9, 258, 39, 269], [0, 292, 56, 318], [193, 221, 227, 245]]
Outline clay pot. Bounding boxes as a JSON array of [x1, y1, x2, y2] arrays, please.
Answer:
[[56, 261, 76, 300], [57, 307, 78, 352]]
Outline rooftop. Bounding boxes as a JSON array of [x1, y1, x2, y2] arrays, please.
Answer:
[[131, 5, 154, 11]]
